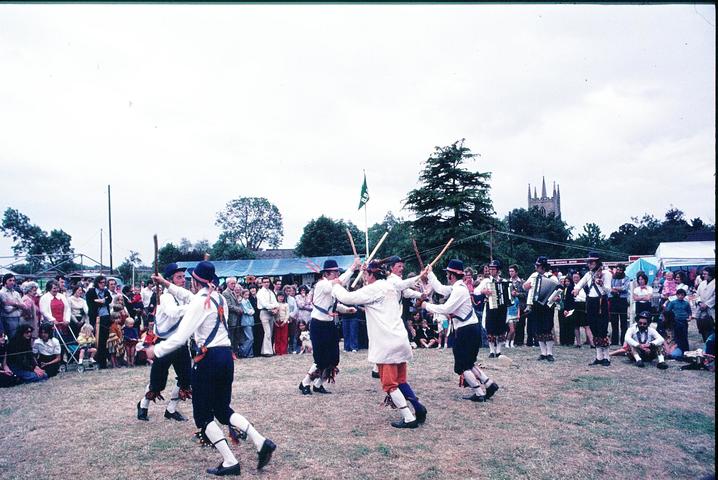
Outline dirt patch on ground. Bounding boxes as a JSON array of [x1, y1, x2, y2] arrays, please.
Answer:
[[0, 336, 714, 479]]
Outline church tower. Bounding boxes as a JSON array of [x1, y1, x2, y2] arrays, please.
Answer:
[[528, 176, 561, 218]]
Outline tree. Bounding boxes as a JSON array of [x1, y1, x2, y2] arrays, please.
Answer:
[[295, 216, 363, 257], [211, 233, 256, 260], [403, 139, 495, 261], [215, 197, 284, 250], [575, 223, 608, 252], [117, 251, 144, 284], [1, 208, 74, 270]]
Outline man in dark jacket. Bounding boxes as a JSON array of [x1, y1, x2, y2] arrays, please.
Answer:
[[85, 275, 113, 369]]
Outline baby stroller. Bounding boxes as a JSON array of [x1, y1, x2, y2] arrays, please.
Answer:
[[53, 322, 96, 373]]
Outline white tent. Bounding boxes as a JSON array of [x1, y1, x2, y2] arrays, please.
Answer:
[[654, 241, 715, 269], [0, 267, 17, 276]]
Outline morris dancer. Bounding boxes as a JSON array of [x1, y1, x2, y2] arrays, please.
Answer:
[[523, 256, 557, 362], [136, 263, 192, 422], [421, 259, 500, 402], [332, 261, 427, 428], [298, 258, 360, 395], [477, 259, 508, 358], [147, 261, 275, 476], [573, 252, 613, 366]]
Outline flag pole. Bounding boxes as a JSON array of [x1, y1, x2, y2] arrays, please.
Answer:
[[364, 202, 369, 259]]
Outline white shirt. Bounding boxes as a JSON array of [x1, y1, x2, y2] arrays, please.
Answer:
[[154, 287, 230, 358], [333, 279, 412, 364], [574, 269, 613, 298], [39, 292, 71, 324], [387, 273, 423, 301], [154, 284, 193, 339], [633, 286, 653, 301], [423, 272, 478, 330], [624, 324, 664, 348], [141, 286, 154, 308], [310, 267, 355, 322], [256, 287, 278, 311], [33, 337, 61, 356], [697, 279, 715, 309]]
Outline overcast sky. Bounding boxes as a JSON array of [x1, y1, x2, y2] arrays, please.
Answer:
[[0, 4, 715, 268]]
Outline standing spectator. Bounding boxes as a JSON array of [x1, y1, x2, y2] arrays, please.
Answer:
[[85, 275, 112, 369], [284, 285, 299, 354], [68, 284, 89, 337], [696, 267, 715, 341], [633, 272, 653, 319], [256, 277, 278, 357], [674, 271, 692, 296], [249, 285, 263, 357], [55, 275, 68, 295], [506, 265, 526, 348], [239, 290, 255, 358], [6, 324, 47, 383], [222, 277, 243, 359], [295, 285, 313, 326], [609, 264, 630, 345], [1, 332, 22, 387], [32, 323, 62, 378], [107, 278, 119, 300], [273, 279, 284, 296], [341, 292, 362, 353], [557, 276, 575, 346], [273, 292, 289, 355], [20, 281, 40, 339], [39, 280, 71, 340], [1, 273, 26, 339], [664, 289, 693, 354]]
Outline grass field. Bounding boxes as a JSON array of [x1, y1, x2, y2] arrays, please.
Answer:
[[0, 338, 714, 480]]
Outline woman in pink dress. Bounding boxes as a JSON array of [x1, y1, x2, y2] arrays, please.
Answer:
[[20, 281, 40, 340]]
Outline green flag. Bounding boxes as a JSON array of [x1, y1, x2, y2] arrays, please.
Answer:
[[358, 172, 369, 210]]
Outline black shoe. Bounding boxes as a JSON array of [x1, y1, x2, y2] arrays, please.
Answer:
[[546, 355, 555, 362], [488, 353, 496, 358], [589, 359, 602, 366], [136, 402, 149, 421], [537, 355, 547, 361], [207, 463, 241, 476], [164, 410, 188, 421], [657, 362, 668, 370], [636, 360, 645, 368], [590, 345, 596, 349], [574, 344, 581, 349], [371, 371, 380, 379], [313, 385, 331, 394], [415, 405, 427, 424], [298, 383, 312, 395], [391, 419, 419, 429], [485, 383, 499, 400], [257, 439, 276, 470], [601, 359, 611, 367], [495, 353, 502, 358], [462, 393, 486, 402]]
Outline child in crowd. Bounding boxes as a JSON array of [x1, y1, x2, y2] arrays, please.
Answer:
[[107, 304, 126, 368], [135, 320, 157, 365], [123, 317, 139, 367], [661, 271, 677, 299], [298, 322, 312, 354], [664, 289, 693, 354], [415, 318, 439, 348], [273, 292, 289, 355], [505, 294, 520, 348], [76, 323, 97, 364]]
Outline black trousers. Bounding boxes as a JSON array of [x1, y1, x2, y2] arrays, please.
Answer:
[[515, 313, 526, 346], [192, 346, 234, 429], [609, 298, 628, 345], [149, 340, 191, 393], [526, 308, 538, 346], [94, 315, 111, 368]]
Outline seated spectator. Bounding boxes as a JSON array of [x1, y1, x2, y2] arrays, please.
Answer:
[[0, 332, 22, 387], [298, 321, 312, 354], [624, 311, 668, 369], [6, 323, 47, 383], [664, 289, 692, 353], [415, 318, 439, 348], [32, 323, 62, 378], [76, 323, 97, 364]]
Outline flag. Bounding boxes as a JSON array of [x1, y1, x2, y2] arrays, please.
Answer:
[[358, 172, 369, 210]]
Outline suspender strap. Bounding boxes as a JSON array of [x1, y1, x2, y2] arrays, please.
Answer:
[[154, 296, 183, 338], [312, 301, 336, 316], [194, 294, 227, 363]]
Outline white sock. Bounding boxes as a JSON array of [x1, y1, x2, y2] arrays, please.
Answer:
[[539, 341, 548, 356], [633, 352, 642, 362], [463, 370, 485, 395], [495, 342, 502, 355], [204, 421, 238, 467], [472, 366, 489, 384], [140, 385, 151, 409], [372, 365, 378, 373], [489, 342, 495, 354], [510, 340, 514, 348], [546, 341, 554, 356], [657, 354, 665, 363], [312, 377, 323, 389], [596, 348, 604, 361], [230, 413, 266, 452], [166, 385, 180, 413], [389, 389, 416, 422], [302, 363, 317, 387]]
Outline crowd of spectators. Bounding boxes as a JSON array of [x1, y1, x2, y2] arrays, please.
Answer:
[[1, 263, 714, 388]]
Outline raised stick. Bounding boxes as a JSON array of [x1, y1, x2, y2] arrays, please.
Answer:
[[429, 238, 454, 268], [351, 231, 389, 288], [412, 238, 424, 269], [346, 228, 358, 257]]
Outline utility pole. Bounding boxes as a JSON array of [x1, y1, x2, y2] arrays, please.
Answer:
[[108, 185, 113, 273], [489, 228, 494, 261], [100, 228, 103, 273]]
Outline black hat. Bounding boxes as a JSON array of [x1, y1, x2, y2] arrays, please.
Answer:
[[321, 259, 340, 272], [444, 259, 465, 275], [386, 255, 403, 267], [587, 252, 600, 261], [366, 261, 384, 274], [489, 259, 502, 269], [535, 256, 549, 267], [638, 310, 651, 320], [190, 261, 218, 286], [163, 263, 187, 279]]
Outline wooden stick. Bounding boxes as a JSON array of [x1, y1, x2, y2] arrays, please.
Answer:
[[412, 238, 424, 269], [429, 238, 454, 268], [351, 231, 389, 288], [346, 228, 358, 257]]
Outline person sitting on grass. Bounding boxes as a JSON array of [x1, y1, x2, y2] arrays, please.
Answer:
[[298, 321, 312, 354], [624, 311, 668, 369], [415, 318, 439, 348], [0, 332, 22, 388], [32, 323, 62, 378], [6, 324, 47, 383]]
